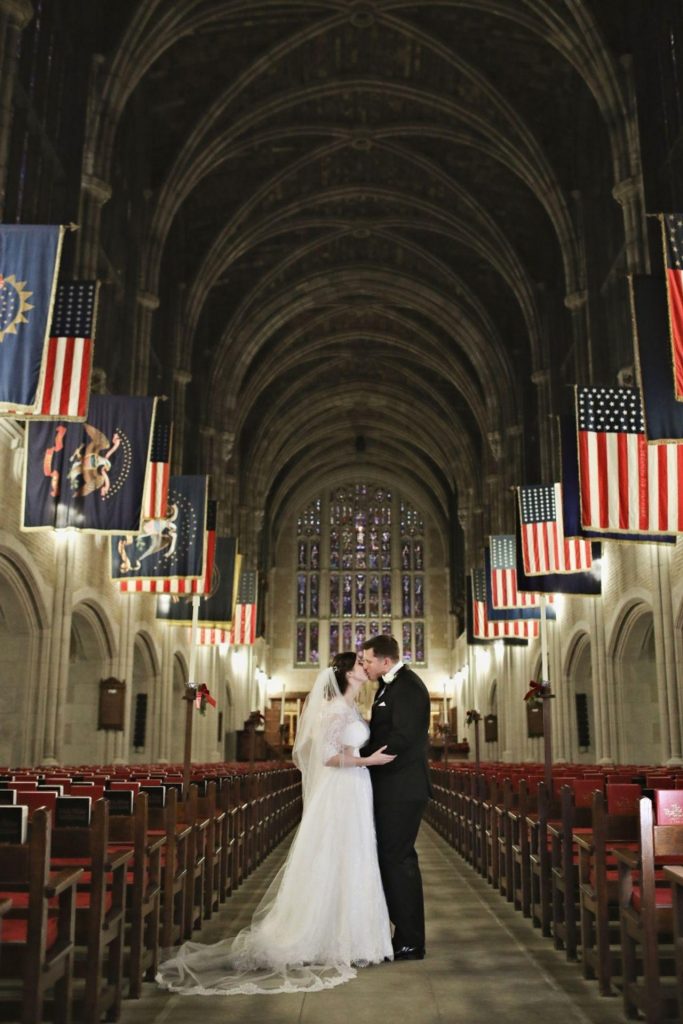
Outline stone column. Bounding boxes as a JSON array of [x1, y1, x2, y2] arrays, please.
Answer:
[[564, 288, 591, 384], [156, 627, 173, 763], [531, 369, 553, 481], [130, 290, 160, 396], [74, 173, 112, 279], [613, 55, 650, 276], [590, 598, 614, 765], [486, 431, 503, 534], [0, 0, 33, 218], [42, 534, 75, 765], [215, 431, 235, 521], [171, 370, 191, 473], [199, 424, 216, 475], [112, 596, 135, 764], [612, 175, 649, 275], [551, 621, 569, 762], [649, 544, 683, 766]]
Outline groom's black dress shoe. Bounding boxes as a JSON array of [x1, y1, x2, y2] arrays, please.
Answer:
[[392, 945, 425, 961]]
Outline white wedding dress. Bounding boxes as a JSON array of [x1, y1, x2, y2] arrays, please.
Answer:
[[156, 689, 393, 996]]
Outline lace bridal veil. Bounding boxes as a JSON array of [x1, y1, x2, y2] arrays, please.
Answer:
[[156, 666, 368, 996]]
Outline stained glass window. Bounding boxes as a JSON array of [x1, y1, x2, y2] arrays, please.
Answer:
[[400, 498, 426, 665], [295, 497, 322, 663], [296, 622, 306, 663], [297, 486, 426, 665], [309, 623, 319, 664], [330, 575, 340, 616]]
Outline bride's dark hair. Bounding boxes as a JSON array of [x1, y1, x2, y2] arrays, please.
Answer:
[[330, 652, 357, 694]]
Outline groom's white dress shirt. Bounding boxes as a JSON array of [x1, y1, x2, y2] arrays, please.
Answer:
[[375, 660, 404, 702]]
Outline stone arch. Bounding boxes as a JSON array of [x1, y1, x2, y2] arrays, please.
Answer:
[[0, 540, 49, 765], [62, 599, 117, 766], [129, 631, 161, 764], [564, 629, 594, 764], [608, 599, 660, 764], [485, 677, 499, 760], [169, 650, 189, 762]]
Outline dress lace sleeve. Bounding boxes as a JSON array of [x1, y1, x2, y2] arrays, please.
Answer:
[[321, 701, 353, 764]]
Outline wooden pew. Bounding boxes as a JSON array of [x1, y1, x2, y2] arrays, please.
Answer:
[[176, 784, 208, 939], [472, 773, 490, 877], [51, 796, 131, 1023], [528, 779, 563, 936], [107, 792, 164, 998], [0, 808, 82, 1024], [664, 864, 683, 1024], [617, 793, 683, 1023], [497, 777, 520, 901], [549, 779, 596, 959], [575, 784, 641, 995], [217, 776, 237, 901], [146, 786, 190, 948], [483, 774, 504, 888], [195, 780, 225, 920], [512, 778, 539, 918]]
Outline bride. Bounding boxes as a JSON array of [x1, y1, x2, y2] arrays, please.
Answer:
[[156, 652, 396, 996]]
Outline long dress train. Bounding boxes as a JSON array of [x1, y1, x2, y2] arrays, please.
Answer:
[[156, 697, 392, 995]]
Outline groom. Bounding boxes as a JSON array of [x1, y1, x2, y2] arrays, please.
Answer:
[[360, 635, 432, 961]]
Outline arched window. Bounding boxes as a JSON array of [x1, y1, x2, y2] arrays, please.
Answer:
[[295, 484, 427, 666], [296, 497, 321, 665]]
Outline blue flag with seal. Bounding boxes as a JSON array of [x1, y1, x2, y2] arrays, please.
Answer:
[[156, 536, 238, 624], [0, 225, 64, 413], [23, 394, 157, 532], [111, 476, 208, 585]]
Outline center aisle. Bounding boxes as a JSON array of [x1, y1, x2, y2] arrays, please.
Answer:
[[122, 825, 626, 1024]]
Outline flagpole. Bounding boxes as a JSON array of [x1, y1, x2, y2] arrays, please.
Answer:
[[540, 594, 553, 791], [183, 594, 200, 798]]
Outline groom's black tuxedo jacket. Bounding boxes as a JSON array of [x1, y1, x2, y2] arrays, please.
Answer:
[[361, 664, 433, 802]]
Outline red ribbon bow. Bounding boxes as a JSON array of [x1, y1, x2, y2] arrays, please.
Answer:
[[524, 680, 544, 702], [195, 684, 217, 713]]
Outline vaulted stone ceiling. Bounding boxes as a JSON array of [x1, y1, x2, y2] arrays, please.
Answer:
[[91, 1, 644, 559]]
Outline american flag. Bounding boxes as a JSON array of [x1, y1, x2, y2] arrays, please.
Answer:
[[489, 535, 553, 608], [36, 281, 97, 419], [193, 627, 230, 646], [471, 570, 539, 640], [576, 385, 683, 534], [518, 483, 592, 575], [660, 214, 683, 399], [143, 406, 172, 520], [190, 500, 217, 596], [232, 570, 257, 645]]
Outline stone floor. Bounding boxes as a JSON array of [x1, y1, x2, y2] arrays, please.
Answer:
[[120, 826, 628, 1024]]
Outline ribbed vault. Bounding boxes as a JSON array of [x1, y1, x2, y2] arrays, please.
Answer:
[[81, 0, 640, 593]]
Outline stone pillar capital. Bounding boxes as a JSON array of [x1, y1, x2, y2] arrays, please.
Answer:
[[531, 369, 550, 387], [564, 289, 588, 312], [506, 424, 523, 438], [612, 176, 638, 207], [487, 431, 502, 461], [137, 290, 160, 311], [173, 369, 192, 387], [80, 173, 112, 206], [0, 0, 33, 27], [220, 431, 235, 462]]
